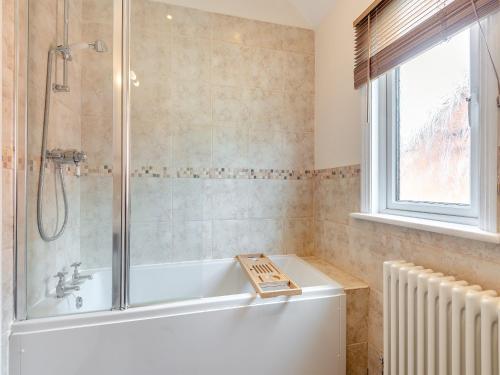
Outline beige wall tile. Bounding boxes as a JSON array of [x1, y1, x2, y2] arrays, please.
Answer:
[[248, 219, 284, 254], [212, 14, 283, 50], [172, 36, 211, 83], [282, 91, 314, 132], [130, 77, 170, 124], [2, 169, 14, 251], [284, 52, 315, 93], [347, 342, 368, 375], [212, 41, 248, 87], [170, 81, 211, 125], [130, 221, 172, 266], [281, 131, 314, 170], [283, 218, 314, 256], [244, 47, 285, 91], [346, 288, 369, 345], [80, 220, 112, 269], [82, 114, 113, 166], [368, 344, 384, 375], [172, 125, 212, 168], [248, 180, 285, 219], [172, 220, 212, 261], [246, 88, 284, 131], [212, 85, 250, 126], [172, 179, 211, 221], [212, 126, 248, 168], [131, 118, 171, 169], [212, 219, 250, 258], [80, 176, 112, 223], [283, 180, 313, 218], [208, 180, 249, 220], [82, 0, 113, 25], [131, 29, 170, 76], [130, 178, 172, 223], [248, 129, 282, 169], [169, 5, 211, 38], [282, 26, 314, 54]]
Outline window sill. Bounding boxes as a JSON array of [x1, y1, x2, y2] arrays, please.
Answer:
[[349, 213, 500, 244]]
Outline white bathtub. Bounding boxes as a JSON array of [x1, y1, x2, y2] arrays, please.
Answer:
[[11, 255, 346, 375]]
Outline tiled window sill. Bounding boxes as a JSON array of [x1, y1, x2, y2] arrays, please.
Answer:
[[350, 213, 500, 244]]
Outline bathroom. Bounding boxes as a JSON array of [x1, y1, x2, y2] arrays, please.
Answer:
[[1, 0, 500, 374]]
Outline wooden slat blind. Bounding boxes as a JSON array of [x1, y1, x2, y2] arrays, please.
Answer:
[[354, 0, 500, 88]]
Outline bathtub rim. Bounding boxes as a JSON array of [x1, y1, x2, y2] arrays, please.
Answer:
[[12, 255, 345, 335]]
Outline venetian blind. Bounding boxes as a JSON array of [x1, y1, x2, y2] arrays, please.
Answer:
[[354, 0, 500, 88]]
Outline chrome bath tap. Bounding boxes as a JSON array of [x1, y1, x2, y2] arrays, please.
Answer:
[[71, 262, 93, 283], [54, 272, 80, 298]]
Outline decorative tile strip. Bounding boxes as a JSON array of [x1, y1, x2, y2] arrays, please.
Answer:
[[314, 165, 361, 180], [81, 164, 113, 176], [117, 166, 316, 180], [27, 161, 363, 180], [2, 147, 14, 170], [26, 162, 500, 190]]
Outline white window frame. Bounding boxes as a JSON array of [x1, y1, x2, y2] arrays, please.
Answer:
[[359, 21, 498, 233]]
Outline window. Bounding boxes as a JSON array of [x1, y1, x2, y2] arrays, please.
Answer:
[[381, 28, 479, 225], [360, 22, 498, 233]]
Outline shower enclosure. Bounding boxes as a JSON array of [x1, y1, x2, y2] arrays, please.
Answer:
[[15, 0, 316, 320], [17, 0, 121, 319]]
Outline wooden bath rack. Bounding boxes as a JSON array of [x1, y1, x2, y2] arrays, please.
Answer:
[[236, 254, 302, 298]]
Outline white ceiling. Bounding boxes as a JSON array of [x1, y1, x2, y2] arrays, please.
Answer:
[[155, 0, 337, 29]]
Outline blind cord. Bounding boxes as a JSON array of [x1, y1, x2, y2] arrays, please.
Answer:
[[471, 0, 500, 108]]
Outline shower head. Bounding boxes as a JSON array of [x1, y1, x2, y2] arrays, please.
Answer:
[[90, 40, 108, 53], [68, 40, 108, 54]]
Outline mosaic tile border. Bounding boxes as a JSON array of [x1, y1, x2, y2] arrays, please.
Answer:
[[2, 147, 14, 170], [28, 160, 316, 180], [314, 165, 361, 180], [128, 166, 316, 180], [22, 154, 500, 190], [24, 162, 364, 181]]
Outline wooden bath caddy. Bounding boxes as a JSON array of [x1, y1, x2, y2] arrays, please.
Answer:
[[236, 254, 302, 298]]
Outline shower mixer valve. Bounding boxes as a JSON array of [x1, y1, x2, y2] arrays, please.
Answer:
[[46, 149, 87, 177]]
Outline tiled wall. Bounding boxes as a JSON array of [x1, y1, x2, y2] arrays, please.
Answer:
[[79, 0, 114, 270], [313, 164, 500, 374], [81, 1, 316, 268]]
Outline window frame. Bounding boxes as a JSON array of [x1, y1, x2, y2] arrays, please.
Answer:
[[379, 28, 480, 225], [360, 22, 498, 232]]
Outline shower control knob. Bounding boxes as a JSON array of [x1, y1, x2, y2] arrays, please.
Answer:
[[73, 151, 87, 164]]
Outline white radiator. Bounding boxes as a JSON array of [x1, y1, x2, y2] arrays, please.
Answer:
[[383, 261, 500, 375]]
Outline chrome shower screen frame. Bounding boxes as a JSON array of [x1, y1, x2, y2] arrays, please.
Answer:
[[112, 0, 131, 311], [14, 0, 132, 320]]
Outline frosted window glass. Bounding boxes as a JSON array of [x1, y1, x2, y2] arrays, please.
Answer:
[[397, 29, 471, 205]]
